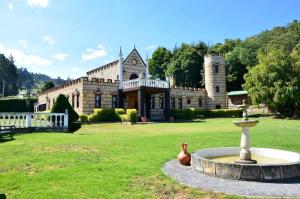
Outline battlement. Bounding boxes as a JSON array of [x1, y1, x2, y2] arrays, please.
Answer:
[[171, 85, 206, 92], [86, 60, 119, 76], [39, 77, 119, 95]]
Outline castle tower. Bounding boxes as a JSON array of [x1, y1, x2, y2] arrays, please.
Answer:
[[204, 55, 226, 109]]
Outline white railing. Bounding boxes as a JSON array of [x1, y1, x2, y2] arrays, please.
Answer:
[[120, 79, 169, 89], [0, 110, 68, 128]]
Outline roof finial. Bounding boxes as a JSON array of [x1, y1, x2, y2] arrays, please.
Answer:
[[119, 46, 123, 57], [133, 44, 136, 49], [146, 52, 149, 61]]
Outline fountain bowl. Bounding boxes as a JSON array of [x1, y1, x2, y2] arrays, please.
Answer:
[[191, 147, 300, 182], [234, 120, 259, 127]]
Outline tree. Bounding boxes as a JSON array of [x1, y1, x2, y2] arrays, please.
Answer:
[[244, 47, 300, 117], [166, 43, 206, 87], [148, 47, 172, 80], [42, 81, 55, 92], [51, 94, 81, 132], [0, 54, 18, 96]]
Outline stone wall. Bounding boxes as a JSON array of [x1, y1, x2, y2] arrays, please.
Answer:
[[81, 78, 119, 114], [38, 77, 84, 113], [86, 60, 119, 81]]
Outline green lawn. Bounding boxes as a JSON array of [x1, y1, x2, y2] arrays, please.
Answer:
[[0, 118, 300, 199]]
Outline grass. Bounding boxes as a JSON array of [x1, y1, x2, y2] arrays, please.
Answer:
[[0, 118, 300, 199]]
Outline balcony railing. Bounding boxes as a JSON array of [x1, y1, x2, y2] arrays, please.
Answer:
[[120, 79, 169, 90]]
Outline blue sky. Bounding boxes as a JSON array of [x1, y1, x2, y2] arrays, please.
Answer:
[[0, 0, 299, 79]]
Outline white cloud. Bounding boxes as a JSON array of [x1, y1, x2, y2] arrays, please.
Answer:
[[0, 43, 52, 72], [27, 0, 49, 8], [53, 53, 68, 61], [145, 45, 157, 50], [81, 44, 107, 61], [43, 35, 56, 45], [18, 39, 28, 48], [8, 3, 14, 11]]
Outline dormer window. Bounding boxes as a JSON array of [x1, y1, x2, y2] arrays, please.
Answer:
[[132, 59, 137, 65]]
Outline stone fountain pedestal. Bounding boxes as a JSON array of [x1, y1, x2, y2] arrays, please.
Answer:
[[234, 100, 258, 164]]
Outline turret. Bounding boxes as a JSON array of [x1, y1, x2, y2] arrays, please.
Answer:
[[204, 55, 226, 109], [118, 47, 123, 82]]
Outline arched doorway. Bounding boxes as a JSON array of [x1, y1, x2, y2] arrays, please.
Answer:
[[129, 73, 139, 80]]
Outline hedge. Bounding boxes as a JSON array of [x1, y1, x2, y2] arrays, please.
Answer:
[[88, 108, 125, 122], [51, 94, 81, 132], [195, 109, 242, 118], [170, 108, 242, 120], [0, 98, 37, 112]]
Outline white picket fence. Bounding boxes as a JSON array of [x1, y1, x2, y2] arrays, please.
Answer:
[[0, 110, 68, 128]]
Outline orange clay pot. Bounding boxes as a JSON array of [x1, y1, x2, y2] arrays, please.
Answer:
[[177, 143, 191, 166]]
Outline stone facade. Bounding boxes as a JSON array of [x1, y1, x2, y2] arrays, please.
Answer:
[[204, 55, 226, 109], [37, 48, 227, 120]]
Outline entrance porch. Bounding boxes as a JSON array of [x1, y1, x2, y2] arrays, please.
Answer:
[[118, 79, 170, 121]]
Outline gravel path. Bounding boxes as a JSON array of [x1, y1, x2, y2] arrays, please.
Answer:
[[163, 159, 300, 198]]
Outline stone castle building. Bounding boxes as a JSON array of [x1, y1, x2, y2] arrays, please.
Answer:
[[37, 48, 226, 121]]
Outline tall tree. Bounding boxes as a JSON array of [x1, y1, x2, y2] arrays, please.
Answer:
[[0, 54, 18, 96], [148, 47, 172, 80], [42, 81, 55, 92]]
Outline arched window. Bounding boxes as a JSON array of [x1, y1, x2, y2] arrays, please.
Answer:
[[213, 64, 219, 73], [187, 99, 191, 104], [112, 95, 117, 108], [159, 97, 164, 109], [178, 98, 183, 109], [72, 94, 75, 108], [95, 94, 101, 108], [171, 97, 175, 109], [76, 93, 80, 108], [129, 73, 139, 80], [216, 86, 220, 93], [198, 98, 203, 107]]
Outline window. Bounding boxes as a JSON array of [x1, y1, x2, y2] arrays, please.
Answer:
[[129, 73, 138, 80], [213, 64, 219, 73], [187, 99, 191, 104], [76, 93, 80, 108], [72, 95, 75, 108], [159, 97, 164, 109], [150, 97, 155, 109], [112, 95, 117, 108], [171, 98, 175, 109], [216, 104, 221, 109], [178, 98, 183, 109], [216, 86, 220, 93], [198, 98, 203, 107], [95, 94, 101, 108]]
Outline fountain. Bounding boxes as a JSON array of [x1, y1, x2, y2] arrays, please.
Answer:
[[191, 101, 300, 182], [233, 100, 258, 164]]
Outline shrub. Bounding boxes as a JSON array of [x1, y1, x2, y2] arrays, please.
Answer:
[[51, 94, 81, 132], [120, 114, 128, 122], [115, 108, 125, 115], [171, 108, 195, 120], [79, 114, 88, 123], [89, 108, 120, 122], [126, 109, 137, 123], [0, 98, 37, 112], [195, 109, 242, 118]]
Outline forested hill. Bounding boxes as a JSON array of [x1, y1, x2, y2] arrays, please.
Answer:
[[0, 54, 66, 96]]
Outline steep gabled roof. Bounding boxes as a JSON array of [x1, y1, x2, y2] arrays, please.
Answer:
[[122, 48, 147, 67]]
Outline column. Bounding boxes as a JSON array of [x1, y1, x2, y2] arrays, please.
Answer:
[[145, 94, 151, 121], [138, 89, 145, 119], [118, 90, 124, 108], [164, 91, 170, 121]]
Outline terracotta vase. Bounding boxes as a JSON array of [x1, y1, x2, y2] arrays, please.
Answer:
[[177, 143, 191, 166]]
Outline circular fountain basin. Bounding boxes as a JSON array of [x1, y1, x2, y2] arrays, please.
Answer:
[[233, 120, 259, 127], [191, 147, 300, 182]]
